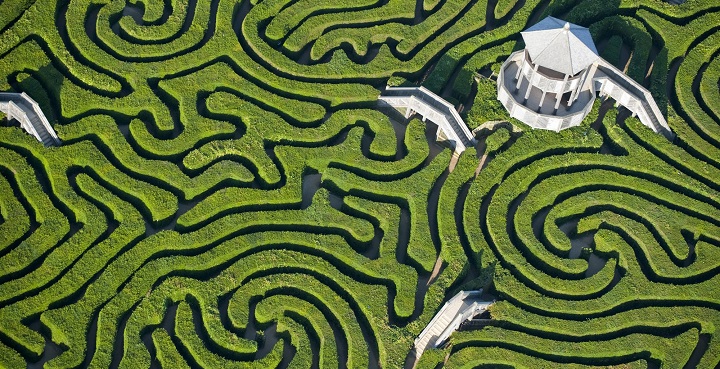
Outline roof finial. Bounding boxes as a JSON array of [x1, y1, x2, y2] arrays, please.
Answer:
[[563, 22, 570, 31]]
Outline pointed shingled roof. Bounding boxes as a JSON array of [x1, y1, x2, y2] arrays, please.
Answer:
[[521, 16, 599, 76]]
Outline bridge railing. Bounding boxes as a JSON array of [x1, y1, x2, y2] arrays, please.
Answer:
[[413, 290, 470, 347], [381, 96, 468, 152], [408, 96, 466, 146], [413, 87, 475, 144], [0, 99, 41, 140], [21, 92, 61, 145], [0, 92, 60, 146], [594, 59, 672, 138], [380, 86, 476, 152], [0, 100, 24, 123]]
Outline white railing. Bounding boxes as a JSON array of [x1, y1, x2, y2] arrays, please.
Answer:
[[497, 65, 596, 132], [1, 100, 40, 139], [379, 86, 476, 154], [1, 100, 23, 120], [0, 92, 60, 146], [593, 59, 672, 137], [22, 92, 61, 145], [413, 290, 469, 347], [398, 96, 467, 149]]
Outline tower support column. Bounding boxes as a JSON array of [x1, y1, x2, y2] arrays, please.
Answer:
[[515, 50, 526, 80], [524, 64, 539, 100], [538, 91, 547, 109], [554, 74, 569, 110]]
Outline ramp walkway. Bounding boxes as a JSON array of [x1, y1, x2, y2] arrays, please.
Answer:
[[593, 59, 673, 139], [0, 92, 60, 146], [414, 290, 493, 358], [379, 87, 476, 154]]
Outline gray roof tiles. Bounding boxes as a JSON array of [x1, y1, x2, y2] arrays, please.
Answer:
[[521, 16, 599, 76]]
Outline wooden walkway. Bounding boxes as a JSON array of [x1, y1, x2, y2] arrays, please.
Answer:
[[593, 59, 674, 139], [379, 87, 476, 154], [413, 290, 493, 362], [0, 92, 60, 146]]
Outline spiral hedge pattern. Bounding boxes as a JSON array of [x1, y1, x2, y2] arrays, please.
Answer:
[[0, 0, 718, 368]]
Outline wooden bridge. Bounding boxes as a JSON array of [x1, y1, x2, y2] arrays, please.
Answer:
[[592, 59, 674, 139], [379, 87, 476, 155], [413, 290, 493, 360], [0, 92, 60, 147]]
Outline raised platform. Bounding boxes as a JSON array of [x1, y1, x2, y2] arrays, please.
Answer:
[[497, 50, 673, 139], [498, 52, 595, 132]]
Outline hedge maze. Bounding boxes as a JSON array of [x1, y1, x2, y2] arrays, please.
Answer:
[[0, 0, 718, 368]]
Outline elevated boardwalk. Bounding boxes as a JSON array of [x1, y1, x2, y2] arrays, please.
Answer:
[[379, 87, 476, 154], [413, 290, 493, 360], [593, 59, 674, 139], [0, 92, 60, 146]]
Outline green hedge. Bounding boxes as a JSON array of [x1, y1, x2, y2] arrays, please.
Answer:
[[0, 160, 31, 254], [1, 1, 719, 367], [488, 301, 720, 368], [322, 132, 450, 272], [58, 115, 254, 201], [0, 146, 68, 284], [241, 0, 542, 80], [590, 16, 652, 83], [114, 0, 192, 44], [601, 35, 622, 68], [464, 78, 512, 129], [700, 54, 720, 122], [463, 107, 720, 318], [38, 198, 422, 368], [451, 41, 514, 102], [447, 325, 697, 369], [671, 30, 720, 166], [177, 118, 422, 229], [621, 115, 720, 192]]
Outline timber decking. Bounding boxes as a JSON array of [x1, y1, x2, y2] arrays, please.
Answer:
[[413, 290, 493, 361], [379, 87, 476, 155], [0, 92, 60, 147]]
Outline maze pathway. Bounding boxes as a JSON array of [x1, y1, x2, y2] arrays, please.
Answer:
[[0, 0, 718, 368]]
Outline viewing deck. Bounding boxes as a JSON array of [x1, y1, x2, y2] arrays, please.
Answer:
[[498, 52, 595, 132], [497, 50, 673, 139]]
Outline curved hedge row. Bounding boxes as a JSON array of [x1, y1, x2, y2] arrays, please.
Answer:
[[446, 2, 720, 359], [0, 0, 718, 368]]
